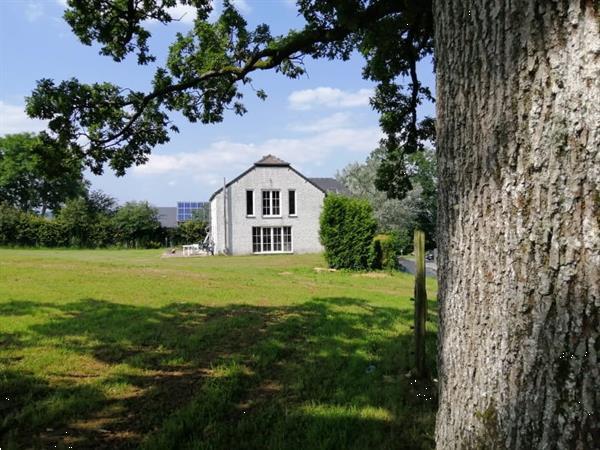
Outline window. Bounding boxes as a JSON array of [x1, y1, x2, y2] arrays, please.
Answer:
[[262, 227, 272, 252], [262, 190, 280, 216], [246, 190, 254, 216], [252, 227, 261, 253], [251, 227, 292, 253], [273, 227, 282, 251], [283, 226, 292, 252], [288, 190, 296, 216]]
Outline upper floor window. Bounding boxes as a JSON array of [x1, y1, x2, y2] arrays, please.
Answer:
[[288, 190, 296, 216], [246, 190, 254, 216], [262, 190, 280, 216]]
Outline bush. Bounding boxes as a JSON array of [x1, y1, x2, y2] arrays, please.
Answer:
[[173, 219, 207, 245], [370, 233, 402, 270], [35, 218, 68, 247], [320, 195, 377, 270], [369, 238, 384, 269]]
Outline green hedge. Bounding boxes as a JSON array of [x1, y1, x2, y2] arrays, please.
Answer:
[[0, 202, 167, 249], [319, 195, 377, 270], [369, 233, 402, 270]]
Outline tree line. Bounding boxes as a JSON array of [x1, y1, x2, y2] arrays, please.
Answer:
[[0, 133, 206, 248]]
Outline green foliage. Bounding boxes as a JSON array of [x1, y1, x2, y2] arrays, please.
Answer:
[[26, 0, 433, 193], [370, 234, 402, 270], [0, 133, 85, 213], [57, 198, 95, 247], [0, 196, 164, 249], [320, 195, 377, 270], [337, 147, 437, 252], [112, 201, 162, 248], [172, 219, 207, 245]]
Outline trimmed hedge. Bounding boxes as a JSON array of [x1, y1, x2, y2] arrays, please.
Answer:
[[370, 233, 402, 270], [319, 195, 377, 270], [0, 202, 167, 249]]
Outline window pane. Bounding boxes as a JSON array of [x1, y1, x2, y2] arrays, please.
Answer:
[[262, 227, 272, 252], [289, 190, 296, 215], [252, 227, 261, 253], [246, 190, 254, 215], [272, 191, 280, 215], [283, 227, 292, 251], [262, 191, 270, 216], [273, 227, 282, 251]]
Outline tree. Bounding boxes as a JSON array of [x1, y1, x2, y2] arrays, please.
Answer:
[[338, 147, 437, 251], [0, 133, 86, 215], [112, 202, 162, 248], [85, 190, 118, 217], [23, 1, 599, 447], [434, 3, 598, 448], [57, 197, 94, 247], [175, 218, 208, 245]]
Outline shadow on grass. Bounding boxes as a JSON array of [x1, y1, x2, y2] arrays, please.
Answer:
[[1, 297, 437, 450]]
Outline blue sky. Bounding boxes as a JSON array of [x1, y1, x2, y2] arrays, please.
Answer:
[[0, 0, 435, 206]]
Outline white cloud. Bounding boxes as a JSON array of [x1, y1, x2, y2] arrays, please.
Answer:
[[25, 2, 44, 22], [134, 125, 382, 180], [0, 101, 47, 135], [288, 87, 373, 110], [288, 112, 353, 133]]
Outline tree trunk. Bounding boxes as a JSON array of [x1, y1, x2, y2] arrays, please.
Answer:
[[434, 1, 599, 448]]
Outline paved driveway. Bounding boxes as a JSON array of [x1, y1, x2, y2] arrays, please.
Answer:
[[397, 257, 437, 277]]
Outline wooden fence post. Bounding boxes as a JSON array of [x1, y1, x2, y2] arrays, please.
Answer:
[[414, 229, 428, 378]]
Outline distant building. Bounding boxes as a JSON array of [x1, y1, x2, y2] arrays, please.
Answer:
[[209, 154, 349, 255], [157, 207, 177, 228], [156, 202, 209, 228], [177, 202, 209, 222]]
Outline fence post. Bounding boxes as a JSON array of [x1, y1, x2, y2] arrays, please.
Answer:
[[414, 229, 428, 378]]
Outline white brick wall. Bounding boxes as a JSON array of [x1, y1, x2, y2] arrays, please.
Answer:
[[210, 166, 325, 255]]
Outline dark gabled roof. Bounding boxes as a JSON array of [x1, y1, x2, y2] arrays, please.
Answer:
[[308, 178, 350, 195], [254, 154, 290, 166]]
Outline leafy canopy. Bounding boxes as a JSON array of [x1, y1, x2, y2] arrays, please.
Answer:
[[0, 133, 86, 214], [26, 0, 434, 198]]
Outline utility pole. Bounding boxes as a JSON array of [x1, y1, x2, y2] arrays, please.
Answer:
[[223, 177, 227, 254]]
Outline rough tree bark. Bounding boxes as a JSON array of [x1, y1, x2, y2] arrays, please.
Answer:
[[434, 1, 599, 448]]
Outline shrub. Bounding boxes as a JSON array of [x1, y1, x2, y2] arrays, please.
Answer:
[[369, 237, 384, 270], [112, 201, 161, 248], [370, 233, 402, 270], [35, 217, 67, 247], [174, 219, 207, 245], [320, 195, 377, 270]]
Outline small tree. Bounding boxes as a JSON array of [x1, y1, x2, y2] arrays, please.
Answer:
[[319, 195, 377, 270], [112, 201, 161, 248], [176, 219, 207, 245], [57, 197, 94, 247]]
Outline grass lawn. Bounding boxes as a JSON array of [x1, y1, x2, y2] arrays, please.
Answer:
[[0, 249, 438, 450]]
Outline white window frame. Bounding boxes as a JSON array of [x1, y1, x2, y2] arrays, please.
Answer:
[[262, 190, 281, 217], [246, 189, 255, 217], [252, 226, 293, 254], [288, 189, 297, 217]]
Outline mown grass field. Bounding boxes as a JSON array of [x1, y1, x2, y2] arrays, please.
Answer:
[[0, 249, 438, 450]]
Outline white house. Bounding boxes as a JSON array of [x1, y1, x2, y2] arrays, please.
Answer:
[[209, 155, 348, 255]]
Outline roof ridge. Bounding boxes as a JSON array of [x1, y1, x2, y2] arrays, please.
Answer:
[[254, 154, 289, 166]]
